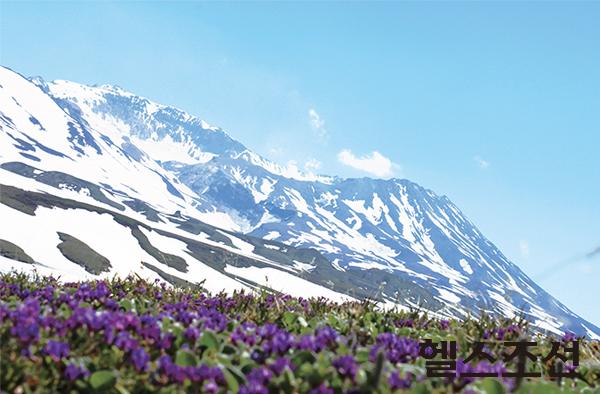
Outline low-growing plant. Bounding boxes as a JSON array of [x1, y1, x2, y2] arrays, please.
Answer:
[[0, 271, 598, 393]]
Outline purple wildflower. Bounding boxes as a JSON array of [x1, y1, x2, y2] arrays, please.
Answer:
[[114, 331, 138, 352], [264, 331, 295, 355], [332, 355, 359, 380], [251, 348, 267, 364], [239, 382, 268, 394], [370, 333, 419, 364], [203, 380, 219, 394], [131, 347, 150, 372], [10, 298, 41, 344], [389, 371, 413, 390], [270, 357, 293, 375], [396, 319, 414, 328], [247, 366, 273, 384], [64, 363, 90, 381], [562, 331, 577, 342], [231, 322, 258, 346], [158, 332, 175, 350], [184, 326, 200, 342], [43, 340, 69, 361], [452, 359, 506, 385], [257, 323, 278, 340], [309, 383, 334, 394]]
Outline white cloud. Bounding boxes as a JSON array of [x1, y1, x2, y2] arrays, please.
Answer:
[[308, 108, 328, 140], [283, 160, 301, 176], [519, 240, 530, 258], [474, 155, 490, 169], [304, 158, 322, 171], [268, 147, 284, 157], [337, 149, 396, 178]]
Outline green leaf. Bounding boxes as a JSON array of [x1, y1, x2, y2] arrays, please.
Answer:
[[355, 369, 367, 385], [282, 311, 296, 326], [75, 380, 88, 390], [397, 327, 411, 336], [89, 370, 117, 391], [200, 331, 220, 350], [175, 349, 198, 367], [411, 382, 431, 394], [355, 349, 370, 363], [217, 354, 233, 367], [369, 351, 384, 387], [283, 368, 297, 387], [223, 366, 246, 392], [222, 369, 239, 392], [480, 378, 505, 394], [200, 331, 219, 350], [515, 382, 565, 394], [171, 325, 183, 337], [327, 314, 340, 328], [292, 350, 316, 366], [115, 383, 131, 394], [222, 344, 237, 355], [309, 371, 324, 386], [118, 299, 133, 311]]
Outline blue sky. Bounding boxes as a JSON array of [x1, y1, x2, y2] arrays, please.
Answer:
[[2, 1, 599, 325]]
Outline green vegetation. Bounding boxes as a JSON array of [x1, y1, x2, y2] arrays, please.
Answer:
[[56, 232, 112, 275], [0, 239, 34, 264], [0, 272, 598, 393]]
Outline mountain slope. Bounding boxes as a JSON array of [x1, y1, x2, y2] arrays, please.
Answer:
[[1, 65, 598, 338], [0, 66, 362, 302]]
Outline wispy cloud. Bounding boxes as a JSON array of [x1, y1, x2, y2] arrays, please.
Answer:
[[337, 149, 396, 178], [304, 158, 322, 171], [308, 108, 328, 140], [268, 147, 284, 157], [474, 155, 490, 169]]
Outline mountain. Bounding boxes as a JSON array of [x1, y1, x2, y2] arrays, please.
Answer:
[[1, 65, 598, 338]]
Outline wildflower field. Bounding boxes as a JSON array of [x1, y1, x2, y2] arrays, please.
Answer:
[[0, 273, 598, 393]]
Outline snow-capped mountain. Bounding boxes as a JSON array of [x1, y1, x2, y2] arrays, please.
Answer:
[[0, 67, 352, 302], [1, 65, 598, 338]]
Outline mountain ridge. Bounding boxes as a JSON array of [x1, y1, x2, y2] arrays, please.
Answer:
[[1, 65, 598, 338]]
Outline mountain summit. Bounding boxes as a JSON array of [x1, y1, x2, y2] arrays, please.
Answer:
[[0, 66, 597, 338]]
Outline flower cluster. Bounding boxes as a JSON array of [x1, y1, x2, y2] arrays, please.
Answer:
[[370, 333, 420, 364], [0, 272, 597, 393]]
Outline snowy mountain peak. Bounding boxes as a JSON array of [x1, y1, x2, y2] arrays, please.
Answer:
[[44, 77, 337, 184], [234, 150, 336, 184], [1, 65, 598, 338]]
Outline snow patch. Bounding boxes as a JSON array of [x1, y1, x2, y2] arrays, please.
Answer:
[[459, 259, 474, 275], [224, 265, 354, 303]]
